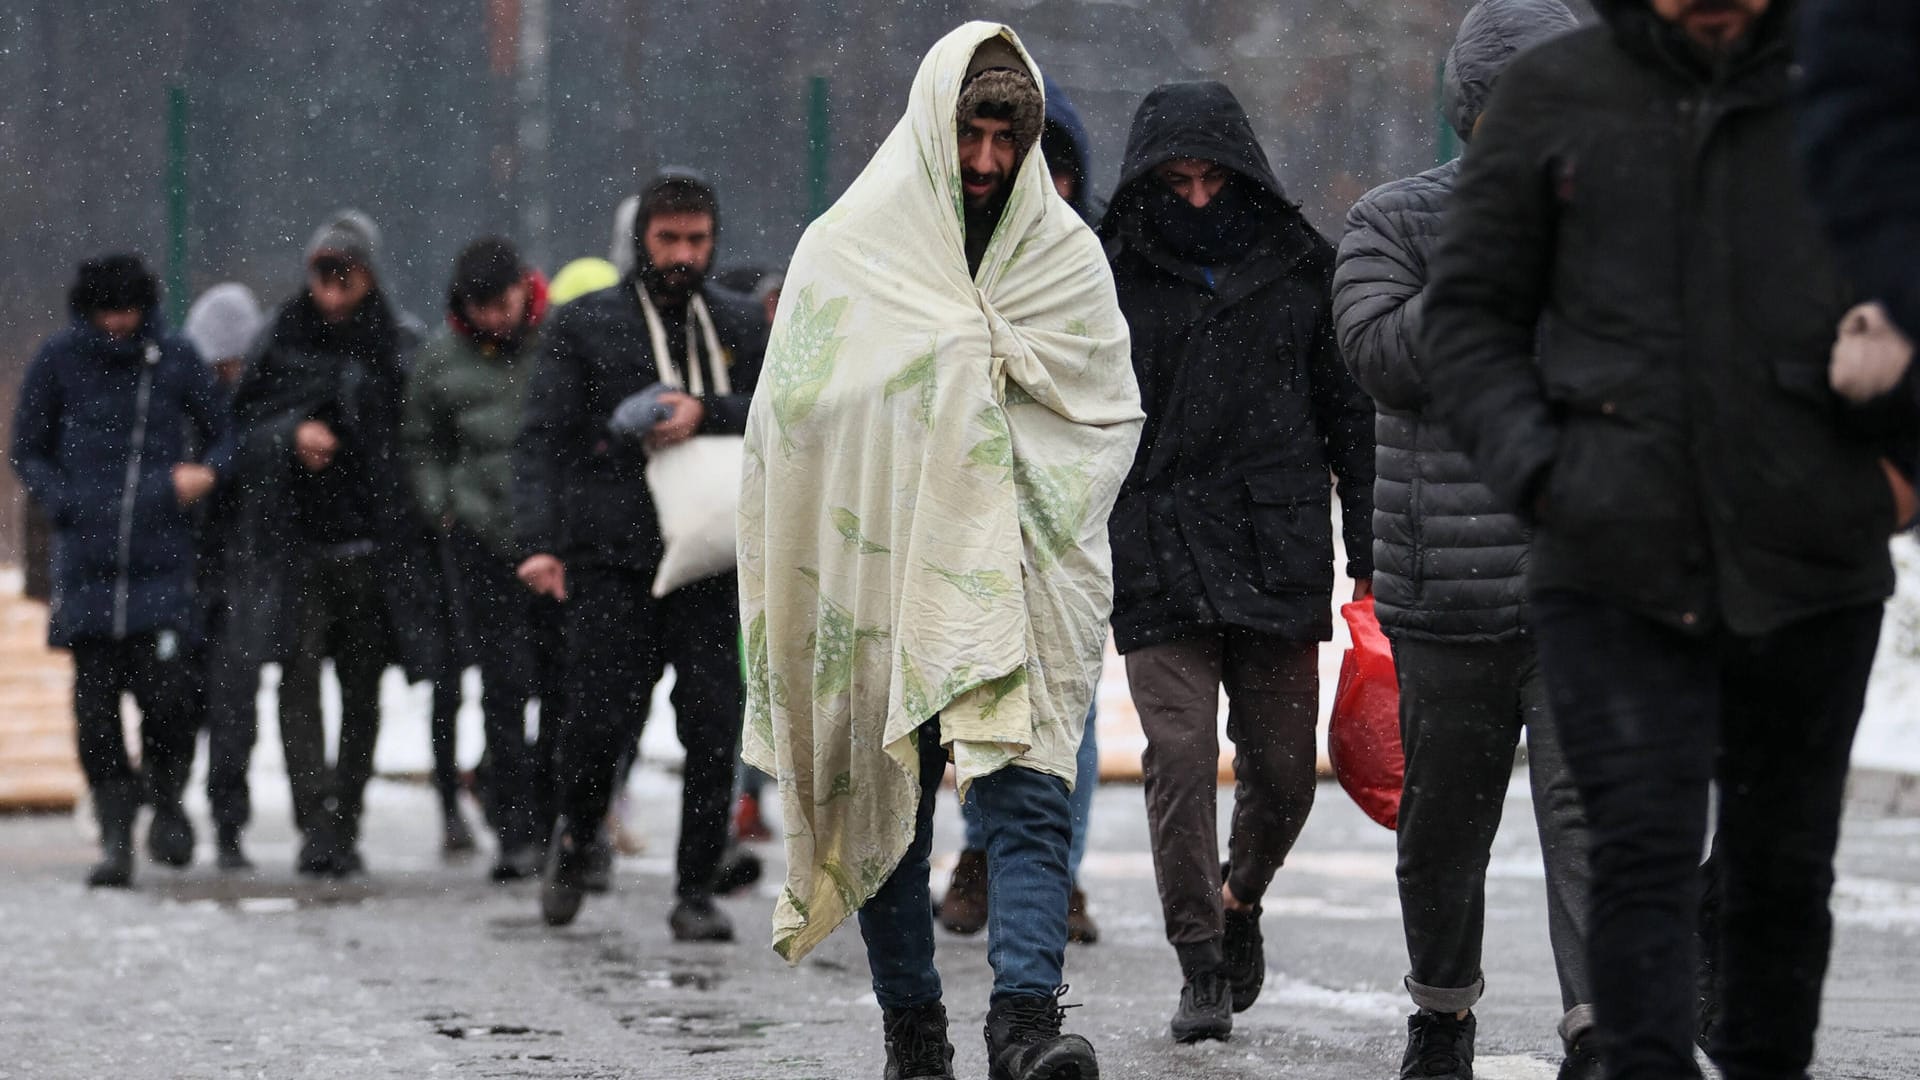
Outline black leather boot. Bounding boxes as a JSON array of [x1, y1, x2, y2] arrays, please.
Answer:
[[882, 1001, 956, 1079], [984, 989, 1098, 1080], [87, 782, 138, 888]]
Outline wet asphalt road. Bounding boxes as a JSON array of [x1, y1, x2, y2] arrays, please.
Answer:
[[3, 764, 1918, 1080]]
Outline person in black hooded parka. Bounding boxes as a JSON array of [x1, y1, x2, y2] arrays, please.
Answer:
[[1333, 2, 1596, 1077], [1100, 81, 1375, 1043], [225, 210, 423, 880], [1421, 1, 1917, 1077], [10, 254, 229, 887]]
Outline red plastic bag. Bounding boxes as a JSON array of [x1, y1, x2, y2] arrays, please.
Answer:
[[1328, 596, 1404, 830]]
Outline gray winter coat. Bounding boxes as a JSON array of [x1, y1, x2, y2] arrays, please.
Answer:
[[1332, 0, 1576, 642]]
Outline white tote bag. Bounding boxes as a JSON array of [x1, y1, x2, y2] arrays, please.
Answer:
[[646, 433, 743, 598]]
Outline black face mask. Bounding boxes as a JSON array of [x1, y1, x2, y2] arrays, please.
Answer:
[[1145, 179, 1260, 266]]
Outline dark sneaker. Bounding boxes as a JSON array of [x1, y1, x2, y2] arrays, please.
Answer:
[[985, 989, 1098, 1080], [441, 800, 478, 858], [938, 848, 989, 935], [87, 848, 134, 888], [330, 844, 366, 879], [215, 826, 253, 872], [490, 842, 543, 883], [540, 823, 591, 927], [1170, 968, 1233, 1044], [1557, 1034, 1602, 1080], [883, 1001, 956, 1079], [669, 895, 736, 942], [296, 826, 338, 877], [714, 845, 764, 895], [1221, 905, 1265, 1012], [1066, 887, 1100, 945], [583, 836, 615, 894], [146, 802, 195, 868], [1400, 1010, 1475, 1080]]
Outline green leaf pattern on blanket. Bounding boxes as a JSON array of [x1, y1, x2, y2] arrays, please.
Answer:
[[1014, 456, 1095, 569], [831, 507, 891, 555], [928, 565, 1017, 611], [975, 667, 1029, 723], [900, 648, 978, 723], [810, 595, 888, 701], [767, 285, 849, 448], [743, 612, 778, 747], [967, 406, 1013, 473], [882, 342, 939, 428]]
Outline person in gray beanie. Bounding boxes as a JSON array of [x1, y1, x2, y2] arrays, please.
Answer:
[[185, 283, 264, 388], [1332, 2, 1590, 1077], [182, 281, 265, 869]]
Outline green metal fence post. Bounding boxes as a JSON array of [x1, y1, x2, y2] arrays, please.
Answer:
[[807, 76, 830, 222]]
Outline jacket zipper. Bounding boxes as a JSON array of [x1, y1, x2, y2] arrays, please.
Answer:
[[113, 343, 159, 639]]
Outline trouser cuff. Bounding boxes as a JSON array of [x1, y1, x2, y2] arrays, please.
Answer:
[[1175, 940, 1224, 978], [1558, 1004, 1597, 1048], [1405, 974, 1485, 1015]]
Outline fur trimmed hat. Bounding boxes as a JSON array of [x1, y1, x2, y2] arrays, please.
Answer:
[[957, 66, 1043, 155]]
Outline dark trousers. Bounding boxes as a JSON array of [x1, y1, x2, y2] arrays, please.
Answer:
[[528, 593, 567, 844], [202, 629, 261, 831], [278, 555, 387, 838], [859, 720, 1074, 1008], [1392, 636, 1594, 1041], [73, 632, 197, 808], [446, 527, 541, 847], [557, 567, 740, 898], [1128, 629, 1319, 973], [1530, 593, 1880, 1080]]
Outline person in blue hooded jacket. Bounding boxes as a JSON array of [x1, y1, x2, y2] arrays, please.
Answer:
[[9, 254, 231, 888]]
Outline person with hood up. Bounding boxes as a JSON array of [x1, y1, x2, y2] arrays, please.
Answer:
[[740, 23, 1141, 1080], [1333, 3, 1593, 1077], [1421, 1, 1918, 1077], [513, 168, 766, 938], [938, 75, 1109, 947], [1098, 80, 1375, 1042], [401, 237, 553, 883], [225, 210, 424, 879], [182, 281, 266, 870], [10, 254, 230, 887]]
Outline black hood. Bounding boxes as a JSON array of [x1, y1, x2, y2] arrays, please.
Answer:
[[1042, 79, 1096, 220], [1590, 0, 1796, 75], [1098, 81, 1329, 275]]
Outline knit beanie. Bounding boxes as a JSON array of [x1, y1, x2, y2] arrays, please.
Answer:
[[184, 282, 265, 363], [306, 209, 382, 276], [448, 236, 525, 311]]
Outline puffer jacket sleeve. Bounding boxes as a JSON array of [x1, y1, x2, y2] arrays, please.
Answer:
[[513, 307, 587, 560], [1335, 188, 1431, 413], [1422, 63, 1562, 518]]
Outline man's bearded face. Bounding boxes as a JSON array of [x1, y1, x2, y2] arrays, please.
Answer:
[[958, 115, 1019, 211], [641, 211, 716, 293]]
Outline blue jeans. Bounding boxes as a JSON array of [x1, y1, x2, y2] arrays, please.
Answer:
[[963, 702, 1098, 881], [859, 720, 1074, 1009]]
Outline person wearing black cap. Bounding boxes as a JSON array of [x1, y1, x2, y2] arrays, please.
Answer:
[[10, 254, 230, 887], [1099, 82, 1375, 1043], [513, 168, 766, 936], [224, 209, 424, 878], [401, 237, 554, 882]]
